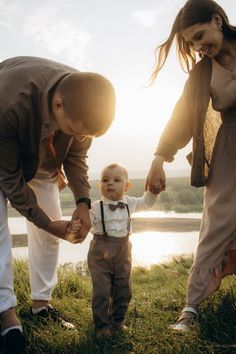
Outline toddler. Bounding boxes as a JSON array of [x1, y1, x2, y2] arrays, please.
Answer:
[[86, 163, 159, 338]]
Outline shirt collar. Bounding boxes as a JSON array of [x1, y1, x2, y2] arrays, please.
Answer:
[[101, 196, 125, 205]]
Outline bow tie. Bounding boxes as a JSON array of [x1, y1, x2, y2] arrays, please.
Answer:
[[108, 202, 125, 211]]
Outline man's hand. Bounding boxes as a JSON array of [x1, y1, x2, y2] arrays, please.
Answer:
[[65, 219, 82, 243], [146, 155, 166, 194], [44, 220, 74, 240], [71, 203, 91, 243], [44, 219, 85, 244]]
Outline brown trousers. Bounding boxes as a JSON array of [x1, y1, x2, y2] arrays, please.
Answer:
[[88, 234, 132, 329]]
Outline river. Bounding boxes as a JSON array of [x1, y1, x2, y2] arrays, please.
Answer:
[[10, 211, 201, 267]]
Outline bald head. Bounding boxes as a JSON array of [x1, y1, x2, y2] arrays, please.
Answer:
[[55, 72, 116, 137]]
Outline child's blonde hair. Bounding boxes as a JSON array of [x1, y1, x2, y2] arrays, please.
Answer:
[[101, 163, 129, 181]]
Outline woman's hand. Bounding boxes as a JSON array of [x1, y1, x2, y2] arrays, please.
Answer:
[[146, 155, 166, 194]]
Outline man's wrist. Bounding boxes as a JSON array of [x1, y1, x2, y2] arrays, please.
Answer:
[[76, 197, 91, 209]]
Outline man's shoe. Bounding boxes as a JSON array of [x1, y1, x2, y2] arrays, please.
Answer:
[[30, 304, 75, 330], [1, 329, 26, 354], [113, 324, 128, 333], [95, 327, 112, 339]]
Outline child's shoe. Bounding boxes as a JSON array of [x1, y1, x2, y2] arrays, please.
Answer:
[[95, 327, 112, 339]]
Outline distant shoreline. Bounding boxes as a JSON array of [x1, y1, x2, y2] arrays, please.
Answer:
[[132, 217, 200, 232], [12, 217, 200, 248]]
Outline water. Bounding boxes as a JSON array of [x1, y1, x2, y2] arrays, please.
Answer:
[[10, 212, 201, 267], [132, 211, 202, 219]]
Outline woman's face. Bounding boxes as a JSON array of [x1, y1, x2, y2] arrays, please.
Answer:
[[181, 15, 224, 58]]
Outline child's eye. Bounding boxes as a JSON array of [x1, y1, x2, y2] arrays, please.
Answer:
[[102, 178, 108, 183], [114, 179, 121, 182]]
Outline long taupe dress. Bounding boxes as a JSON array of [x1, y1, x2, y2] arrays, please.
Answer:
[[187, 58, 236, 307]]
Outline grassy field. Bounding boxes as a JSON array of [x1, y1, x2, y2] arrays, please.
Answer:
[[9, 177, 236, 352], [15, 257, 236, 354]]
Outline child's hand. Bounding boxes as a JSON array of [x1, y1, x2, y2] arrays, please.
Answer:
[[65, 219, 82, 243], [70, 219, 82, 232], [148, 180, 162, 194], [146, 156, 166, 194]]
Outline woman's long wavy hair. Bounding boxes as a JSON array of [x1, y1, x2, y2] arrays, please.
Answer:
[[151, 0, 236, 82]]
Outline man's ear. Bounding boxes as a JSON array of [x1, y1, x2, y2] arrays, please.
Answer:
[[125, 181, 132, 192]]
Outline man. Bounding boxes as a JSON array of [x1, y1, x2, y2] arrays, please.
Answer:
[[0, 56, 115, 353]]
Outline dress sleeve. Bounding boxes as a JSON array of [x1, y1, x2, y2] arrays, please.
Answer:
[[155, 77, 193, 162]]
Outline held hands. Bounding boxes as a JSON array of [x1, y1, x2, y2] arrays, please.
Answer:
[[44, 203, 91, 244], [65, 203, 91, 244], [44, 220, 75, 240], [65, 219, 82, 243], [146, 155, 166, 194]]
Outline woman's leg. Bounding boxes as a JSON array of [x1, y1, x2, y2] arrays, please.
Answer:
[[172, 124, 236, 330]]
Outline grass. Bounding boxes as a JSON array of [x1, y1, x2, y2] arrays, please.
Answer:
[[13, 257, 236, 354]]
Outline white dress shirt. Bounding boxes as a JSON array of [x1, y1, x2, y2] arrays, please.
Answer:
[[90, 191, 157, 238]]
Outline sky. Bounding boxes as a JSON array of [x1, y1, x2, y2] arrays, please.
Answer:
[[0, 0, 235, 179]]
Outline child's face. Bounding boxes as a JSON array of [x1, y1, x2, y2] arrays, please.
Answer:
[[100, 167, 129, 201]]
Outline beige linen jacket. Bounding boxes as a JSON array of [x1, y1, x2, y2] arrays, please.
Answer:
[[155, 56, 221, 187]]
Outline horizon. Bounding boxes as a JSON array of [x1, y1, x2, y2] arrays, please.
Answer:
[[89, 168, 190, 180]]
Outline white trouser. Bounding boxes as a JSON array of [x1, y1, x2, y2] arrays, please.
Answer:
[[27, 176, 61, 301], [0, 189, 17, 313], [0, 175, 62, 313]]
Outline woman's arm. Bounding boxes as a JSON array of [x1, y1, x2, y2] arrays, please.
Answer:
[[146, 78, 193, 192]]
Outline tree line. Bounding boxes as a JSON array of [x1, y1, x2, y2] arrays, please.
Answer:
[[7, 177, 204, 217], [60, 177, 204, 214]]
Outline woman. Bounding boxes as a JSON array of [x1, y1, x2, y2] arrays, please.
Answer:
[[147, 0, 236, 331]]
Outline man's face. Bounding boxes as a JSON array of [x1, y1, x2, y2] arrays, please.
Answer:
[[52, 97, 93, 139]]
